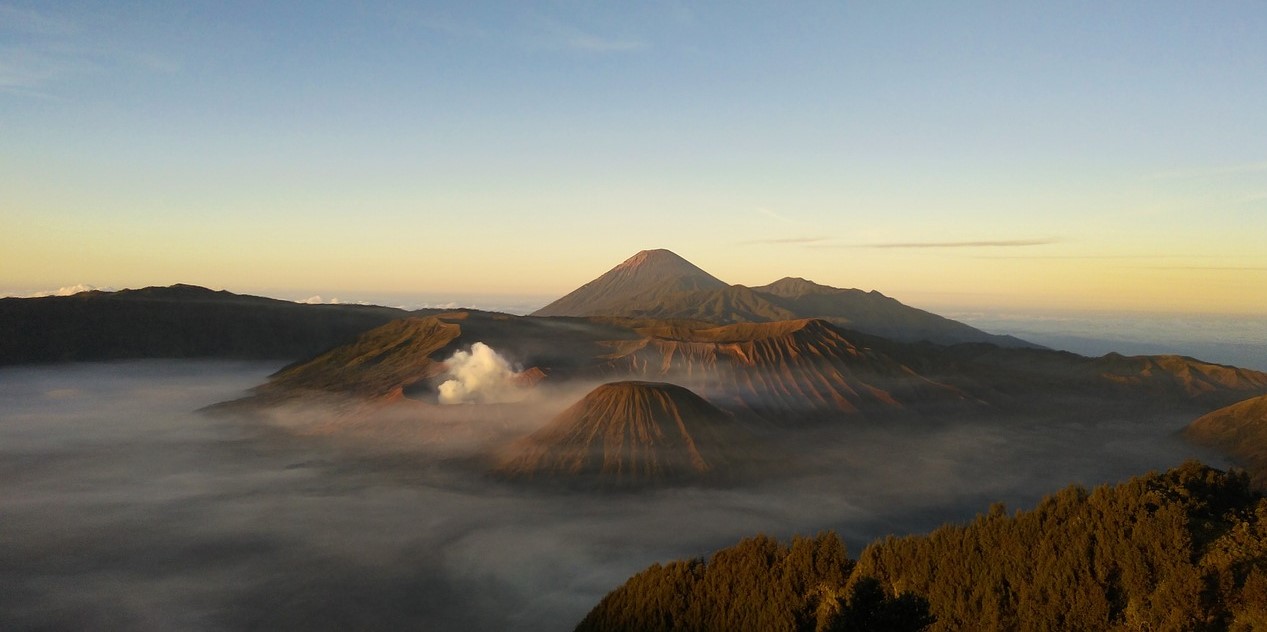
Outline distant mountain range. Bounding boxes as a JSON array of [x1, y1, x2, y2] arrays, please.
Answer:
[[0, 284, 405, 364], [208, 308, 1267, 487], [241, 310, 1267, 418], [533, 249, 1035, 348], [1, 250, 1030, 365], [8, 254, 1267, 488]]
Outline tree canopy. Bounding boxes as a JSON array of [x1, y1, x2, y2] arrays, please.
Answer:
[[577, 462, 1267, 631]]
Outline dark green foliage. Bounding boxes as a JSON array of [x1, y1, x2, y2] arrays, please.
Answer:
[[574, 532, 851, 632], [815, 576, 935, 632], [579, 462, 1267, 631], [853, 461, 1266, 631]]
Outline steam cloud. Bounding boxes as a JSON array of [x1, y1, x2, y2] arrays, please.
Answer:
[[438, 342, 530, 404]]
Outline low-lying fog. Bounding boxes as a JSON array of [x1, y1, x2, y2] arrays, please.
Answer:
[[952, 310, 1267, 372], [1, 361, 1230, 631]]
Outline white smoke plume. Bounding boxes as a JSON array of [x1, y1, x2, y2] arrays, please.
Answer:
[[437, 342, 531, 405]]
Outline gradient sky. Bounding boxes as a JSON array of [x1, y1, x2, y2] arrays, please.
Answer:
[[3, 2, 1265, 314]]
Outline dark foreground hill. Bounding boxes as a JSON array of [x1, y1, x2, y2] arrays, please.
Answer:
[[0, 285, 405, 364], [533, 249, 1034, 348], [496, 381, 751, 487], [577, 462, 1267, 632]]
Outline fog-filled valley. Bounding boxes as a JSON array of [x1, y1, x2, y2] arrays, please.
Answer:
[[1, 359, 1234, 631]]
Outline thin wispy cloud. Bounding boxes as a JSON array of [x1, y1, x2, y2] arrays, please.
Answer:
[[0, 49, 73, 94], [413, 15, 490, 39], [0, 5, 78, 95], [127, 51, 180, 74], [1135, 265, 1267, 272], [1145, 161, 1267, 181], [742, 237, 828, 245], [755, 207, 798, 223], [409, 12, 645, 53], [530, 17, 646, 53], [0, 83, 62, 99], [970, 254, 1163, 260], [841, 238, 1061, 249], [0, 6, 178, 99], [0, 4, 78, 36], [565, 33, 645, 52]]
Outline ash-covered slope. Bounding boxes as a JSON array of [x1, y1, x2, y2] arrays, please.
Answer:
[[532, 250, 1032, 348], [0, 284, 405, 364], [1185, 394, 1267, 486], [215, 311, 644, 409], [261, 316, 462, 398], [602, 319, 976, 422], [496, 381, 747, 486]]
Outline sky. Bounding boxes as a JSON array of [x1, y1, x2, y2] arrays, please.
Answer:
[[3, 1, 1266, 314]]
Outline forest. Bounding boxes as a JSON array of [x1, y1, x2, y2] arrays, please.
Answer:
[[577, 461, 1267, 631]]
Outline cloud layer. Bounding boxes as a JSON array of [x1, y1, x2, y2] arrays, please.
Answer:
[[0, 360, 1227, 631]]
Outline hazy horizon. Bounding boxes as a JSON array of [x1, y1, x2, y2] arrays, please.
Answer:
[[7, 278, 1265, 372]]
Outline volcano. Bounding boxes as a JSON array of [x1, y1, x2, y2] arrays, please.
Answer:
[[496, 381, 748, 486], [602, 318, 975, 422], [532, 249, 735, 318], [532, 249, 1034, 347]]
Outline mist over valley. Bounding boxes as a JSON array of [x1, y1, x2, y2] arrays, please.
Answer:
[[0, 358, 1236, 630], [4, 250, 1265, 630]]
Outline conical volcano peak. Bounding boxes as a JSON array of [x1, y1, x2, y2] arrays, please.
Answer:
[[609, 249, 724, 283], [531, 250, 727, 317], [495, 380, 744, 486], [615, 249, 698, 270]]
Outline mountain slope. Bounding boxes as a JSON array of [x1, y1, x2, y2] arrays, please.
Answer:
[[496, 381, 748, 486], [532, 250, 1033, 348], [209, 311, 649, 411], [0, 284, 405, 364], [219, 310, 1267, 426], [601, 318, 977, 422], [1185, 394, 1267, 486], [261, 316, 462, 397], [870, 342, 1267, 415], [752, 277, 1032, 346], [533, 249, 729, 317]]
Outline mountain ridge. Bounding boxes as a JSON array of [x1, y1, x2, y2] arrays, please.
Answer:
[[1185, 393, 1267, 485], [532, 249, 1035, 348], [0, 284, 406, 364]]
